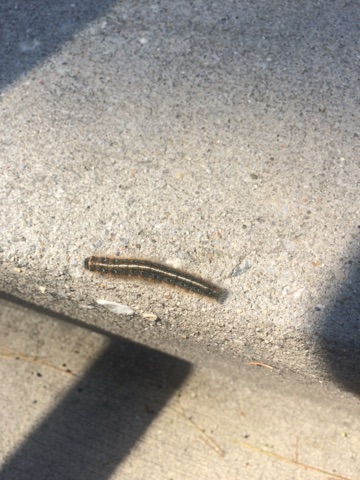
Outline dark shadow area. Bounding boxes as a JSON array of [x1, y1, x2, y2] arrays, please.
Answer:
[[0, 0, 117, 91], [318, 244, 360, 396], [0, 292, 192, 480], [1, 0, 358, 97]]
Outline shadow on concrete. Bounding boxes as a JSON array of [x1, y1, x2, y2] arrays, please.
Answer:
[[318, 243, 360, 396], [0, 0, 117, 90], [0, 293, 191, 480], [1, 0, 358, 96]]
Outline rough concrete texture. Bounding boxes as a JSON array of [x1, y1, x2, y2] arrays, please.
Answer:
[[1, 0, 360, 399], [1, 297, 360, 480]]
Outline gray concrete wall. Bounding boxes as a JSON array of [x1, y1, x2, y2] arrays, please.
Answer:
[[1, 0, 360, 396]]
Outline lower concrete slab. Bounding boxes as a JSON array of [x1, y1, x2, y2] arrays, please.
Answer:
[[1, 297, 359, 480]]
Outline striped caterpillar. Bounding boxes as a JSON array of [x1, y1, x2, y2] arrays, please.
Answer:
[[84, 256, 228, 303]]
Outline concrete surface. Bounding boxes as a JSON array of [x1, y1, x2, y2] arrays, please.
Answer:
[[1, 296, 360, 480], [1, 1, 360, 476]]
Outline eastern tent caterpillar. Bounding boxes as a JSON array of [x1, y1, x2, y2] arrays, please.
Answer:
[[84, 256, 228, 303]]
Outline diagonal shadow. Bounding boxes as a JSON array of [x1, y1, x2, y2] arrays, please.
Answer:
[[318, 245, 360, 396], [0, 292, 191, 480], [0, 0, 117, 91]]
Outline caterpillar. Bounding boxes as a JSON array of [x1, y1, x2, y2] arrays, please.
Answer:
[[84, 256, 228, 303]]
